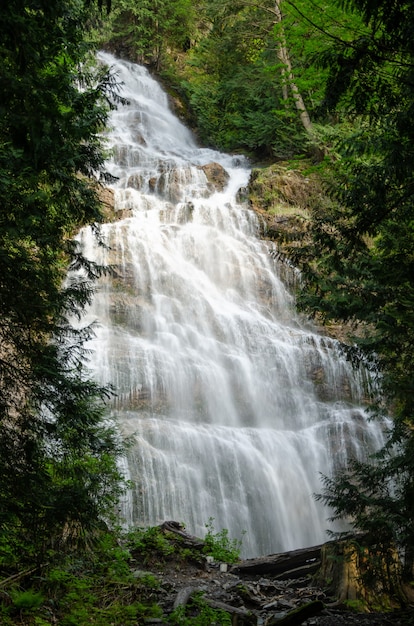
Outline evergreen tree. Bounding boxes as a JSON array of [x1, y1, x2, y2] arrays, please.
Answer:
[[175, 0, 309, 156], [292, 0, 414, 579], [0, 0, 125, 571], [103, 0, 195, 68], [154, 0, 367, 158]]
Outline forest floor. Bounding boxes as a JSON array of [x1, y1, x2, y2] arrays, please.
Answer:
[[132, 526, 414, 625], [141, 557, 414, 625]]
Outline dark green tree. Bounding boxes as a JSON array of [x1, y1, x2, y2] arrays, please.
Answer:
[[103, 0, 195, 69], [175, 0, 308, 157], [292, 0, 414, 582], [163, 0, 367, 158], [0, 0, 125, 571]]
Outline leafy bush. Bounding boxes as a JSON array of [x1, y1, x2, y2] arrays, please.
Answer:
[[126, 526, 175, 560], [202, 518, 243, 564]]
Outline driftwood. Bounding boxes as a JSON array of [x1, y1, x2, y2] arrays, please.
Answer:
[[231, 544, 325, 578], [173, 586, 255, 624], [204, 597, 253, 619], [160, 521, 204, 549], [266, 600, 324, 625], [173, 585, 196, 609]]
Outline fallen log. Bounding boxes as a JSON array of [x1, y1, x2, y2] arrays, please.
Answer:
[[231, 544, 325, 577], [204, 597, 253, 618], [172, 587, 255, 624], [266, 600, 324, 625], [173, 586, 197, 609], [273, 561, 321, 581], [160, 521, 204, 549]]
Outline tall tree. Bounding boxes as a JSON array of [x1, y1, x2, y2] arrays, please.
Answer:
[[274, 0, 313, 132], [291, 0, 414, 583], [103, 0, 195, 68], [0, 0, 124, 570], [164, 0, 366, 157], [174, 0, 309, 156]]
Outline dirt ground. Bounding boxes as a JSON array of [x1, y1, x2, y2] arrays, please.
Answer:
[[138, 555, 414, 625]]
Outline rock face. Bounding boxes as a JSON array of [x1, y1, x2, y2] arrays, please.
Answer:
[[247, 162, 362, 344], [98, 186, 134, 222], [248, 163, 317, 241], [98, 162, 229, 218], [197, 161, 230, 192], [99, 186, 115, 214], [248, 163, 320, 210]]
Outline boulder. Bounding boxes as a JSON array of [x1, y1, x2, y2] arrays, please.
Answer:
[[197, 162, 229, 192]]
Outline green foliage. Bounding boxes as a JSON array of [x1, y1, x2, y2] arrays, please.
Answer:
[[0, 0, 126, 574], [343, 598, 367, 612], [0, 530, 164, 625], [175, 0, 309, 157], [126, 526, 176, 561], [202, 518, 243, 564], [125, 521, 243, 567], [289, 0, 414, 579], [150, 0, 368, 158], [183, 59, 305, 156], [169, 592, 232, 625], [136, 572, 161, 589], [283, 0, 368, 105], [10, 589, 44, 612], [102, 0, 196, 67]]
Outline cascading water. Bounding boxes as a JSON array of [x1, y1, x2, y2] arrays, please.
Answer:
[[78, 51, 385, 557]]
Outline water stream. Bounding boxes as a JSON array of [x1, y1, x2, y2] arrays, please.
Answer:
[[78, 52, 385, 557]]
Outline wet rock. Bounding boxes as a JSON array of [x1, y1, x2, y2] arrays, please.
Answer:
[[127, 173, 144, 189], [197, 162, 230, 192], [98, 186, 134, 222]]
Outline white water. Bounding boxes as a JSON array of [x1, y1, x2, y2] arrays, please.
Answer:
[[78, 52, 385, 557]]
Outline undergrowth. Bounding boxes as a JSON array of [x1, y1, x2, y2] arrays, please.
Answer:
[[0, 521, 243, 625], [169, 592, 232, 625], [202, 518, 244, 564]]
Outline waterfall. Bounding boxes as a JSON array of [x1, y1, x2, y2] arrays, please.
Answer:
[[78, 51, 385, 558]]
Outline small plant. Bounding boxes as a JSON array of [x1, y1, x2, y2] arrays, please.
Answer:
[[169, 593, 232, 625], [343, 598, 367, 613], [126, 526, 175, 561], [202, 518, 243, 564], [33, 618, 53, 626], [10, 588, 44, 612], [135, 572, 160, 589]]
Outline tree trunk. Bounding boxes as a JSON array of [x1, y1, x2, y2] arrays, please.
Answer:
[[234, 536, 411, 611], [274, 0, 313, 133], [314, 538, 409, 611], [266, 600, 324, 626]]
